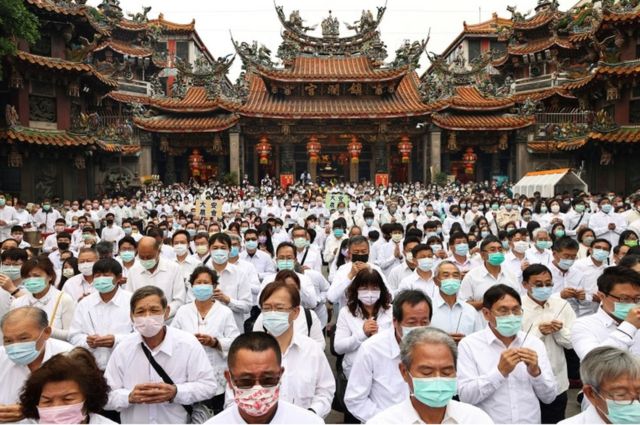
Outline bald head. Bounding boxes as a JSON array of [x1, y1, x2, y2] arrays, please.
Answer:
[[138, 236, 160, 251]]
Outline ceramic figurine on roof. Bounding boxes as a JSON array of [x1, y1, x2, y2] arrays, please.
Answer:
[[127, 6, 151, 23], [283, 9, 316, 33], [321, 11, 340, 38], [391, 33, 429, 69], [98, 0, 123, 21]]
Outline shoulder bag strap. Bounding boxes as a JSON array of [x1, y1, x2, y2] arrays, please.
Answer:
[[49, 292, 64, 327]]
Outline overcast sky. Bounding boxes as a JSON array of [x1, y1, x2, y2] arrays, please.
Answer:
[[88, 0, 578, 79]]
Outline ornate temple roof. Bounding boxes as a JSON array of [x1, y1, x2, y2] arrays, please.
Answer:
[[1, 127, 96, 148], [133, 114, 239, 133], [94, 40, 153, 58], [446, 86, 514, 111], [149, 87, 238, 113], [431, 113, 535, 131], [493, 36, 574, 67], [527, 138, 586, 153], [589, 126, 640, 143], [105, 91, 151, 105], [115, 13, 196, 34], [463, 13, 512, 35], [511, 10, 560, 31], [511, 86, 576, 102], [25, 0, 108, 35]]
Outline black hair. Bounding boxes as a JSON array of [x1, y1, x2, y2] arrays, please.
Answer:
[[619, 255, 640, 270], [392, 290, 433, 322], [209, 232, 231, 248], [118, 236, 137, 249], [92, 258, 123, 276], [228, 332, 282, 369], [597, 266, 640, 294], [552, 236, 579, 252], [522, 264, 552, 282], [482, 284, 522, 309]]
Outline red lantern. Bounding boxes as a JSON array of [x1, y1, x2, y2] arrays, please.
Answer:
[[398, 135, 412, 163], [188, 149, 204, 177], [347, 136, 362, 163], [462, 147, 477, 175], [255, 135, 271, 165], [307, 135, 321, 163]]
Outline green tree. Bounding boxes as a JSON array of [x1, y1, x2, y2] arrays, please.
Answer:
[[0, 0, 39, 73]]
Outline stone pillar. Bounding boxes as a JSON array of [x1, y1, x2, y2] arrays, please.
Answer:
[[138, 132, 153, 178], [308, 159, 317, 182], [422, 133, 429, 183], [515, 130, 533, 179], [430, 128, 442, 181], [374, 138, 388, 173], [229, 131, 240, 184], [280, 139, 294, 174], [165, 154, 176, 184], [350, 160, 358, 182], [491, 152, 500, 177]]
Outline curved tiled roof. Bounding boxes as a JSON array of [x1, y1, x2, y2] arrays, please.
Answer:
[[239, 71, 444, 119], [493, 37, 574, 66], [589, 126, 640, 143], [463, 13, 512, 34], [105, 91, 151, 105], [94, 40, 153, 58], [597, 61, 640, 77], [527, 139, 586, 152], [447, 86, 514, 111], [601, 10, 640, 24], [432, 113, 535, 131], [116, 14, 195, 34], [150, 87, 238, 113], [133, 114, 239, 133], [97, 141, 142, 154], [512, 10, 559, 30], [1, 127, 96, 147], [15, 51, 117, 88], [512, 86, 577, 102], [256, 56, 408, 83]]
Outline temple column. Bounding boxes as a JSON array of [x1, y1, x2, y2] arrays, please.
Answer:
[[138, 132, 153, 179], [373, 137, 388, 185], [308, 159, 317, 182], [165, 154, 176, 184], [491, 151, 501, 177], [430, 128, 442, 181], [515, 130, 533, 179], [229, 130, 240, 184], [422, 133, 429, 183], [280, 138, 294, 184], [350, 160, 358, 183]]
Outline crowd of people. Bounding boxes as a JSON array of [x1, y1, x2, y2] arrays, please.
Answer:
[[0, 178, 639, 424]]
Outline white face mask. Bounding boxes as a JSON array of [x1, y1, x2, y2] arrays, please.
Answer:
[[173, 244, 189, 256], [133, 314, 165, 338], [78, 262, 95, 277]]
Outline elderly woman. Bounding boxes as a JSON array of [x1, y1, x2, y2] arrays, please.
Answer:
[[560, 346, 640, 424], [20, 347, 112, 424]]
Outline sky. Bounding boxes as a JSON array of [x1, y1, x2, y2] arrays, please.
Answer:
[[88, 0, 579, 79]]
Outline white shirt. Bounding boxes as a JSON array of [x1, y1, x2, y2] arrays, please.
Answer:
[[261, 271, 319, 310], [327, 262, 388, 312], [62, 274, 95, 302], [559, 404, 605, 424], [367, 398, 494, 424], [253, 308, 325, 349], [204, 262, 252, 332], [303, 269, 330, 327], [296, 246, 322, 273], [33, 208, 62, 233], [430, 292, 483, 336], [525, 247, 553, 267], [0, 338, 73, 404], [11, 286, 76, 341], [101, 225, 125, 245], [206, 400, 323, 424], [571, 307, 640, 360], [171, 301, 240, 395], [502, 252, 526, 285], [344, 327, 409, 423], [0, 205, 18, 240], [588, 211, 627, 247], [68, 288, 133, 369], [459, 264, 521, 302], [105, 326, 217, 424], [334, 306, 393, 378], [398, 272, 437, 298], [565, 257, 604, 317], [375, 240, 404, 275], [125, 257, 185, 318], [522, 294, 575, 394], [239, 249, 276, 281], [457, 327, 557, 424], [387, 262, 415, 294], [174, 255, 201, 302]]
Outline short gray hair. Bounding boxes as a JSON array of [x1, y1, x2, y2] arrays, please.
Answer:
[[226, 232, 242, 244], [581, 346, 640, 389], [1, 307, 48, 330], [532, 228, 549, 239], [433, 260, 459, 279], [400, 327, 458, 368]]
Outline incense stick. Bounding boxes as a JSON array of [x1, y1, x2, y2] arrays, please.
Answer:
[[554, 301, 569, 320], [520, 322, 534, 347], [455, 312, 463, 333]]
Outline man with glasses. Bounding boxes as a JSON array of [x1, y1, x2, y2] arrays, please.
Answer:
[[209, 332, 322, 424], [459, 235, 520, 310], [571, 266, 640, 360], [560, 346, 640, 424], [457, 284, 556, 423]]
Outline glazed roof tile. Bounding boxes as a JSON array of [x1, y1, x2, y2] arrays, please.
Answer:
[[1, 127, 96, 147], [133, 114, 239, 133], [448, 86, 514, 111], [527, 138, 586, 152], [97, 141, 141, 154], [512, 10, 559, 30], [150, 87, 237, 113], [116, 14, 195, 33], [432, 113, 535, 131], [105, 91, 151, 105], [589, 126, 640, 143], [15, 51, 117, 87], [512, 86, 577, 102], [463, 13, 512, 34], [94, 40, 152, 57]]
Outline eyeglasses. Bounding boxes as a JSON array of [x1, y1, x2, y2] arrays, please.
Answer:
[[607, 293, 640, 304], [492, 307, 522, 316], [596, 389, 640, 405], [230, 372, 281, 389], [483, 247, 504, 254], [261, 305, 293, 313]]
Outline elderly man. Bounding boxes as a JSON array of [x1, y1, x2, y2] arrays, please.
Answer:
[[526, 228, 553, 267], [368, 327, 493, 424], [62, 247, 99, 302], [559, 346, 640, 424], [125, 236, 185, 319], [105, 286, 217, 424], [206, 332, 323, 424], [344, 290, 431, 423], [0, 307, 73, 423]]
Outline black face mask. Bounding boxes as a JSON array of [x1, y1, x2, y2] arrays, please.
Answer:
[[58, 242, 70, 251], [106, 219, 114, 225], [351, 253, 369, 263]]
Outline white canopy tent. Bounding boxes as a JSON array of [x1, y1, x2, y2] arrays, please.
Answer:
[[512, 168, 588, 198]]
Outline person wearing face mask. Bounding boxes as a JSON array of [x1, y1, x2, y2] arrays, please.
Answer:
[[104, 286, 217, 424], [344, 290, 431, 423], [525, 228, 553, 267], [577, 228, 596, 259], [398, 244, 438, 298], [20, 347, 112, 424], [547, 236, 580, 295], [68, 259, 132, 370], [205, 233, 252, 332], [171, 230, 200, 301], [0, 249, 28, 331], [387, 237, 421, 294], [368, 327, 493, 424], [116, 236, 137, 281], [208, 332, 323, 424], [589, 198, 628, 247], [11, 258, 76, 342], [457, 284, 556, 423], [442, 205, 466, 241], [565, 200, 591, 239], [571, 266, 640, 360], [42, 219, 68, 254], [429, 261, 482, 344], [496, 198, 521, 230], [125, 237, 185, 320], [172, 267, 239, 414], [34, 199, 62, 235], [61, 248, 98, 302], [565, 238, 612, 318], [502, 229, 531, 285], [9, 225, 30, 250], [323, 218, 348, 265], [226, 232, 261, 304], [375, 223, 406, 277], [459, 236, 520, 311], [0, 307, 73, 423], [240, 229, 277, 282], [290, 227, 321, 273], [560, 346, 640, 425], [446, 232, 480, 276], [521, 264, 576, 424]]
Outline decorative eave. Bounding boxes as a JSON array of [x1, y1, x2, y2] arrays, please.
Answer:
[[589, 126, 640, 143], [601, 9, 640, 24], [97, 141, 141, 154], [527, 138, 586, 153], [116, 13, 196, 34], [463, 13, 512, 35], [133, 114, 239, 133], [512, 86, 577, 102], [493, 36, 574, 67], [1, 127, 96, 148], [432, 113, 535, 131], [104, 91, 151, 105], [25, 0, 109, 36], [93, 40, 153, 58], [597, 60, 640, 77], [149, 87, 239, 113], [446, 86, 514, 111], [14, 51, 118, 89], [512, 10, 560, 31]]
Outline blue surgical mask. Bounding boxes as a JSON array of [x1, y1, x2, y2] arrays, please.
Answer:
[[487, 252, 505, 266], [402, 326, 425, 338], [139, 258, 157, 270], [417, 258, 434, 272], [262, 311, 290, 337], [365, 218, 374, 226], [604, 398, 640, 424], [536, 240, 552, 250], [192, 284, 214, 301], [93, 276, 115, 294], [245, 240, 258, 250], [119, 251, 135, 262], [1, 265, 21, 281], [531, 286, 553, 302], [230, 246, 240, 258], [613, 302, 636, 321], [494, 314, 522, 337], [558, 258, 574, 270], [24, 277, 47, 294], [592, 248, 609, 263], [440, 279, 461, 296], [277, 259, 295, 271], [5, 329, 45, 366], [333, 229, 345, 238], [601, 204, 612, 214], [211, 249, 229, 265], [410, 375, 457, 408], [454, 243, 469, 256], [187, 229, 196, 237]]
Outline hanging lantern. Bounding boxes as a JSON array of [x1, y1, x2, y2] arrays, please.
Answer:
[[256, 135, 271, 165], [398, 135, 412, 163], [306, 135, 321, 163], [462, 147, 477, 175], [347, 136, 362, 163], [188, 149, 204, 177]]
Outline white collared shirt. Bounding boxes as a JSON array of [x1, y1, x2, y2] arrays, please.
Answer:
[[564, 257, 604, 317], [559, 404, 605, 424], [571, 307, 640, 360], [174, 255, 201, 302], [261, 271, 319, 310], [588, 211, 627, 247], [522, 294, 575, 394], [327, 262, 388, 313], [344, 327, 409, 422], [398, 272, 436, 298], [297, 246, 322, 273], [445, 255, 481, 275], [367, 398, 494, 424], [430, 292, 483, 336], [334, 306, 393, 378], [239, 249, 276, 281], [253, 308, 325, 349], [125, 257, 186, 318], [206, 400, 323, 424], [171, 301, 240, 395], [11, 286, 76, 341], [525, 247, 553, 267], [458, 264, 521, 302], [228, 257, 261, 305], [68, 288, 133, 369], [0, 338, 73, 404], [457, 327, 557, 424], [502, 251, 526, 285], [62, 274, 95, 302], [204, 262, 252, 331], [105, 326, 217, 424], [387, 262, 416, 294]]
